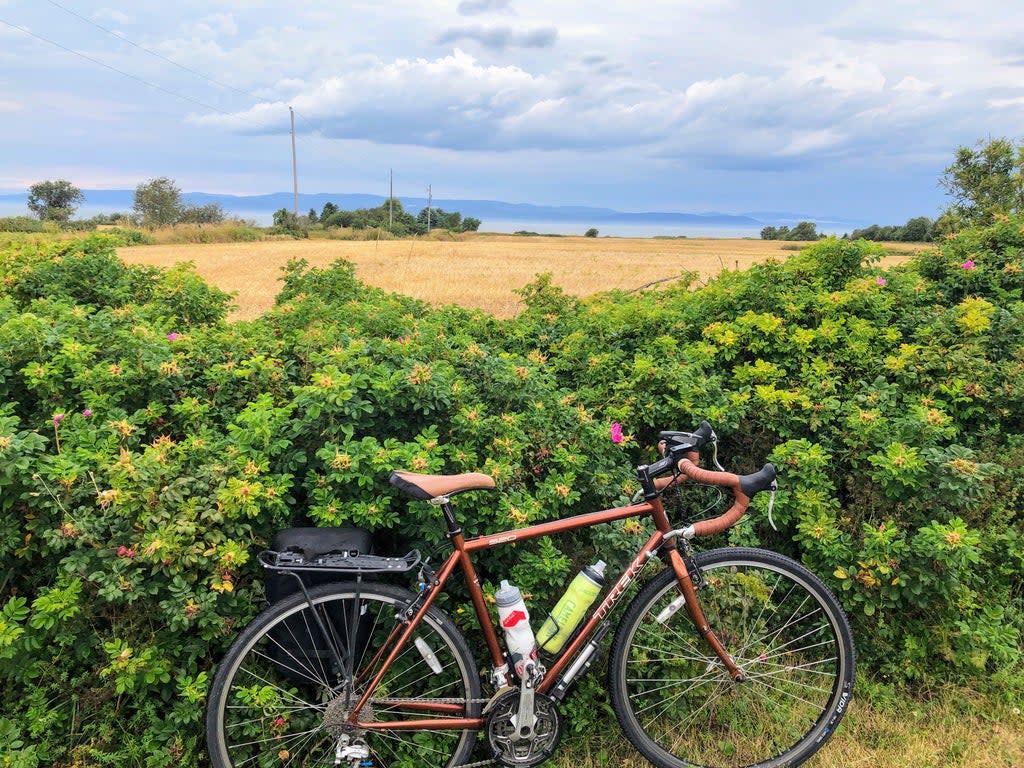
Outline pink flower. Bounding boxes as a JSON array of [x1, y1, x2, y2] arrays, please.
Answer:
[[82, 408, 93, 418], [117, 546, 136, 559], [960, 259, 976, 270], [167, 332, 179, 341], [610, 422, 623, 444], [52, 413, 64, 426], [875, 277, 887, 286]]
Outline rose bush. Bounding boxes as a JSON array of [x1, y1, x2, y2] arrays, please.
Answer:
[[0, 220, 1022, 764]]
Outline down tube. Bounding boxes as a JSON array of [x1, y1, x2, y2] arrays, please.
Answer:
[[539, 530, 664, 693]]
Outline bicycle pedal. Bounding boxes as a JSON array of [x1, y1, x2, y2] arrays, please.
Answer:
[[482, 686, 515, 714]]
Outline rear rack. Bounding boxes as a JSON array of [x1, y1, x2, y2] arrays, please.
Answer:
[[258, 548, 422, 575]]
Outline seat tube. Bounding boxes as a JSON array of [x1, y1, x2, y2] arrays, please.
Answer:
[[454, 534, 505, 668]]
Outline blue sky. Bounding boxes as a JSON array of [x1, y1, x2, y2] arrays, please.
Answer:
[[1, 0, 1023, 224]]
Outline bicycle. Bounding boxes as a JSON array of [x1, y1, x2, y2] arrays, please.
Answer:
[[205, 421, 855, 768]]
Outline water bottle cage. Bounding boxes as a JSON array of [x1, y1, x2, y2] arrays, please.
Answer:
[[536, 615, 563, 651]]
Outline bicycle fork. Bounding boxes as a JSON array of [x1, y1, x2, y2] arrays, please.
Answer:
[[663, 542, 746, 682]]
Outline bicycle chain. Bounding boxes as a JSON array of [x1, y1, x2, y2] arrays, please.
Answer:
[[370, 697, 492, 705]]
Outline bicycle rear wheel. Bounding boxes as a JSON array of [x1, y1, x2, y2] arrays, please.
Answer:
[[206, 582, 481, 768], [609, 547, 855, 768]]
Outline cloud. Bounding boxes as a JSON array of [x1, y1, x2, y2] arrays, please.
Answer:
[[194, 13, 239, 38], [194, 49, 554, 147], [191, 43, 977, 173], [0, 99, 23, 112], [436, 25, 558, 51], [94, 8, 132, 25], [892, 76, 940, 95], [988, 96, 1024, 108], [457, 0, 512, 16]]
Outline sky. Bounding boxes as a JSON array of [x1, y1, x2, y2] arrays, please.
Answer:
[[1, 0, 1023, 225]]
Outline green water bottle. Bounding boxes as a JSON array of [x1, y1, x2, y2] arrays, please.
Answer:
[[537, 560, 606, 655]]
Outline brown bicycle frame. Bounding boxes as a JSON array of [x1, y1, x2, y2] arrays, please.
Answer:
[[349, 492, 742, 731]]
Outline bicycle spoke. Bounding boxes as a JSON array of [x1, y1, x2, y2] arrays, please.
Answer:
[[612, 551, 854, 768], [751, 623, 831, 662], [231, 663, 322, 711], [628, 667, 724, 712], [227, 723, 324, 752], [626, 636, 713, 665], [208, 584, 480, 768], [739, 595, 815, 657], [749, 653, 837, 673]]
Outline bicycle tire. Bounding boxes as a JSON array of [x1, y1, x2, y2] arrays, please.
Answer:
[[206, 581, 481, 768], [608, 547, 855, 768]]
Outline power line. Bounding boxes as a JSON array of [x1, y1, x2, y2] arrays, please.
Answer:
[[2, 12, 324, 202], [0, 16, 289, 135], [0, 17, 236, 117], [40, 0, 265, 103]]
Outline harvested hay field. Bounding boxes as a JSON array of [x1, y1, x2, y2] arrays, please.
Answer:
[[118, 235, 930, 321]]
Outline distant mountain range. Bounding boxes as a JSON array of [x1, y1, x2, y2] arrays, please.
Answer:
[[0, 189, 866, 234]]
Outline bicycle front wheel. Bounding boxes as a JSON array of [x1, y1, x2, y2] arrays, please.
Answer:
[[206, 582, 481, 768], [609, 547, 855, 768]]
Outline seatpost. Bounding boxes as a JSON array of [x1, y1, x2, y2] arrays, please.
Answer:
[[430, 496, 463, 537]]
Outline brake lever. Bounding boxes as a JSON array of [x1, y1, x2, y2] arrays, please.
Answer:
[[710, 438, 725, 472]]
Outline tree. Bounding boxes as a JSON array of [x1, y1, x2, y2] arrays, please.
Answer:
[[322, 210, 355, 228], [133, 177, 183, 228], [789, 221, 820, 240], [901, 216, 933, 242], [585, 228, 599, 237], [417, 207, 462, 232], [27, 179, 83, 222], [939, 137, 1024, 226], [760, 226, 778, 240], [932, 209, 963, 239], [177, 203, 225, 225], [272, 208, 307, 237], [461, 217, 481, 232]]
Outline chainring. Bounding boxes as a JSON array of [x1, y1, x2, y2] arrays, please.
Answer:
[[485, 689, 563, 767]]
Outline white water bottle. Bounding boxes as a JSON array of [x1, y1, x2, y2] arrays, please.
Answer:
[[495, 580, 538, 679]]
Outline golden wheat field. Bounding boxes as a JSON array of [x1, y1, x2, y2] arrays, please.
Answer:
[[117, 235, 929, 321]]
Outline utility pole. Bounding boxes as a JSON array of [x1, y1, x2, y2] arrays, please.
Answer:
[[389, 169, 393, 229], [426, 184, 432, 233], [290, 106, 298, 215]]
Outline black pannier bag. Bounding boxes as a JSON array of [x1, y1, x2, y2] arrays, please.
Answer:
[[263, 527, 375, 688]]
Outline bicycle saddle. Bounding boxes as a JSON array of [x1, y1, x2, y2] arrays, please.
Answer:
[[389, 470, 496, 501]]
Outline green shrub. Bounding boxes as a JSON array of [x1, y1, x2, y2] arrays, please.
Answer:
[[502, 225, 1024, 691], [0, 218, 1022, 764], [0, 217, 44, 233]]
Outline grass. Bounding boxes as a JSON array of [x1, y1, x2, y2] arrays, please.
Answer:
[[117, 233, 932, 321], [552, 687, 1023, 768]]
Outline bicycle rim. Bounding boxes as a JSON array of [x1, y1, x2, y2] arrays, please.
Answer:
[[206, 582, 481, 768], [610, 548, 855, 768]]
